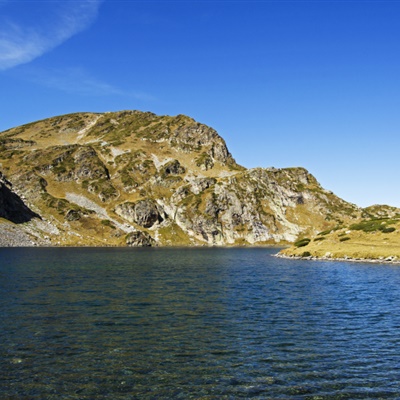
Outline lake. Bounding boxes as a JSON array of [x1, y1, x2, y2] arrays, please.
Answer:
[[1, 247, 400, 399]]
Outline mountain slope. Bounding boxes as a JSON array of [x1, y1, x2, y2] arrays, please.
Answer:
[[0, 110, 363, 246]]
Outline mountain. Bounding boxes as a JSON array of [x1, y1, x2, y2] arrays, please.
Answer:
[[0, 110, 370, 247]]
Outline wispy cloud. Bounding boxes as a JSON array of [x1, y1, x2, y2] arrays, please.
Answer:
[[0, 0, 102, 70], [23, 66, 155, 100]]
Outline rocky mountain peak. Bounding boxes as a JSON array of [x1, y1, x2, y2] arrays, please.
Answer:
[[0, 110, 368, 247]]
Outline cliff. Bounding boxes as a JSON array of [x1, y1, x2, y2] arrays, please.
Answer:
[[0, 110, 367, 246], [0, 172, 40, 223]]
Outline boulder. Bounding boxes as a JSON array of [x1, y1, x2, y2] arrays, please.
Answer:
[[116, 199, 163, 228], [162, 159, 185, 175], [65, 209, 81, 221], [126, 231, 155, 247], [134, 200, 163, 227]]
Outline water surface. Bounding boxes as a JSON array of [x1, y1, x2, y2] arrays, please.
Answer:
[[1, 247, 400, 399]]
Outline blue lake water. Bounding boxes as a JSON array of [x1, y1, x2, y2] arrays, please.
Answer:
[[1, 247, 400, 399]]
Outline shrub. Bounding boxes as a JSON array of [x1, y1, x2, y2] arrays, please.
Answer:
[[382, 227, 396, 233], [314, 237, 325, 241], [101, 219, 115, 229], [301, 251, 311, 257], [340, 237, 350, 242], [350, 221, 380, 232], [317, 225, 343, 236], [294, 238, 311, 247], [350, 219, 397, 233]]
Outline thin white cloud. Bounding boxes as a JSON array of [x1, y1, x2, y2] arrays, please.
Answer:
[[24, 66, 155, 100], [36, 67, 124, 96], [0, 0, 102, 70]]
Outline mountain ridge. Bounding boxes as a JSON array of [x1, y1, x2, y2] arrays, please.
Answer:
[[0, 110, 393, 247]]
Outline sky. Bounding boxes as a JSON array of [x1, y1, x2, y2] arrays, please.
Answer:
[[1, 0, 400, 208]]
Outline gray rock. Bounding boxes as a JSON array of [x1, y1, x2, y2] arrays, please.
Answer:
[[162, 159, 185, 175], [134, 200, 163, 227], [116, 199, 164, 228], [170, 120, 235, 165], [65, 209, 81, 221], [195, 153, 214, 171], [126, 231, 155, 247], [190, 178, 216, 194]]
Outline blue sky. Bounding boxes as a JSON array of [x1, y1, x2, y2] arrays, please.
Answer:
[[1, 0, 399, 208]]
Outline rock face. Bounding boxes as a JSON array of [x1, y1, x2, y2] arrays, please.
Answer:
[[0, 110, 375, 247], [0, 172, 40, 223], [115, 200, 163, 228], [126, 231, 155, 247]]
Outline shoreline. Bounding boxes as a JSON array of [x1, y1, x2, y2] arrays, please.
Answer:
[[0, 243, 285, 249], [274, 252, 400, 265]]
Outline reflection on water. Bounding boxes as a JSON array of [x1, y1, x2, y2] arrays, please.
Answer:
[[1, 247, 400, 398]]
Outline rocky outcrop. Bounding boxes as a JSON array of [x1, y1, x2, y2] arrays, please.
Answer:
[[195, 153, 214, 171], [0, 172, 40, 224], [73, 146, 110, 181], [169, 116, 235, 166], [126, 231, 155, 247], [65, 209, 81, 221], [115, 200, 164, 228], [161, 159, 185, 176]]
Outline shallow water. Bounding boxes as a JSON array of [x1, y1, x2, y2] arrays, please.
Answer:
[[1, 247, 400, 399]]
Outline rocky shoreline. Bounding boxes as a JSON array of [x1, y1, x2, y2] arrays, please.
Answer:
[[1, 231, 398, 266], [275, 252, 400, 265]]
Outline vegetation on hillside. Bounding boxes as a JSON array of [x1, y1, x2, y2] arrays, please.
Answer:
[[280, 215, 400, 261], [1, 110, 397, 250]]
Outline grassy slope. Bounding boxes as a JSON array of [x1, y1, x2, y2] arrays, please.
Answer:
[[280, 218, 400, 261]]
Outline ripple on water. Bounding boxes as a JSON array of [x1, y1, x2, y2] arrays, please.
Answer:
[[1, 247, 400, 398]]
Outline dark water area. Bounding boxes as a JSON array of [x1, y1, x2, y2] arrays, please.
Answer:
[[1, 247, 400, 399]]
